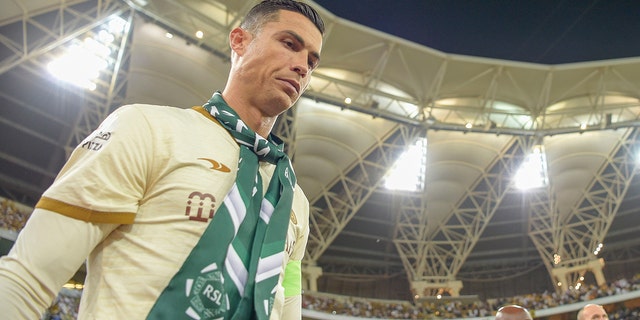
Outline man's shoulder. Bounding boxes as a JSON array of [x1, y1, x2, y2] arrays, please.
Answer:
[[117, 103, 195, 115], [292, 184, 309, 222], [111, 104, 204, 124]]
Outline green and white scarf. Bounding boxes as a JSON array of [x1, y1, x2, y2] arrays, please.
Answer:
[[147, 92, 296, 319]]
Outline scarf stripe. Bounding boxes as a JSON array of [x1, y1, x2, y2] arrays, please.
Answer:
[[256, 253, 285, 282], [224, 186, 245, 232], [225, 249, 248, 292], [260, 200, 275, 222]]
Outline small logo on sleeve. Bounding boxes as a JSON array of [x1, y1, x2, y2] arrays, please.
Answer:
[[80, 131, 112, 151]]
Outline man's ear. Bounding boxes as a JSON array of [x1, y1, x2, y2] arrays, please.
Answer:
[[229, 27, 250, 56]]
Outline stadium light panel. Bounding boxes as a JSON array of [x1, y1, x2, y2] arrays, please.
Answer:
[[47, 15, 126, 91], [384, 137, 427, 192], [515, 144, 548, 190]]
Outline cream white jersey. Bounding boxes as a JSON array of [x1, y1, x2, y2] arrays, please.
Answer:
[[0, 104, 309, 319]]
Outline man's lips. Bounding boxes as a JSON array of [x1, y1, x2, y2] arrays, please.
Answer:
[[278, 78, 300, 94]]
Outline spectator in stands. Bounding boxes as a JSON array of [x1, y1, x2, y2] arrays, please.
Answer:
[[495, 304, 533, 320], [0, 1, 324, 319], [577, 304, 608, 320]]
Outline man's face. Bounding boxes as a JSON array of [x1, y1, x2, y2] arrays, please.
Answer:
[[233, 10, 323, 117], [581, 305, 608, 320]]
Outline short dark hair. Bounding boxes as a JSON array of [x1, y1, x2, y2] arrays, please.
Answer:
[[240, 0, 325, 35]]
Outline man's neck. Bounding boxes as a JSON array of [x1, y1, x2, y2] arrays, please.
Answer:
[[219, 91, 275, 138]]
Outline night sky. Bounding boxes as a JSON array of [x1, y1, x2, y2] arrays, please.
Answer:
[[313, 0, 640, 64]]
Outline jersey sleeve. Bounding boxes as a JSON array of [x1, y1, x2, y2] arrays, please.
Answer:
[[289, 185, 310, 263], [0, 209, 118, 319], [36, 105, 154, 224], [279, 185, 310, 319], [0, 105, 154, 318]]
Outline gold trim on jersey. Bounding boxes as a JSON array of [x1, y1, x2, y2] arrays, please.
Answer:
[[36, 196, 135, 224]]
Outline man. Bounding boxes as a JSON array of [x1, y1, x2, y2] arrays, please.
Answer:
[[577, 304, 609, 320], [495, 305, 533, 320], [0, 0, 324, 319]]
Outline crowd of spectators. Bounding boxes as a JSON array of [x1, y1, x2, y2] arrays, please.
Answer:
[[302, 274, 640, 319], [493, 277, 640, 312], [41, 287, 82, 320], [0, 198, 31, 232], [302, 294, 494, 319], [608, 305, 640, 320]]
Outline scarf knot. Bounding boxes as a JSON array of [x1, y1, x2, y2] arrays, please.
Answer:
[[203, 93, 288, 167]]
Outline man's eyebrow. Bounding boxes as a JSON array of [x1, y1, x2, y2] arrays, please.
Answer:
[[283, 30, 321, 63]]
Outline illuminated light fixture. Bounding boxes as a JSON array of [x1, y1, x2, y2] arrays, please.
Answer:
[[553, 253, 561, 265], [83, 37, 111, 58], [165, 32, 173, 39], [97, 30, 115, 43], [580, 123, 587, 130], [385, 137, 427, 191], [48, 14, 127, 91], [557, 282, 562, 287], [515, 144, 549, 190], [195, 30, 204, 39], [48, 43, 106, 91], [465, 122, 473, 129], [593, 242, 603, 255], [107, 16, 127, 34], [344, 97, 352, 104], [436, 294, 442, 299]]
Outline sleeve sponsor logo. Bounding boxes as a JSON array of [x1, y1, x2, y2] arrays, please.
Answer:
[[285, 212, 298, 256], [289, 212, 297, 225], [284, 237, 295, 257], [80, 131, 112, 151]]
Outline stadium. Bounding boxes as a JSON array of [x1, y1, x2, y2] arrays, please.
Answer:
[[1, 0, 639, 319]]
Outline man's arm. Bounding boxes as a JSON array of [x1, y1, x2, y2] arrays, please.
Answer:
[[279, 188, 310, 319], [281, 260, 304, 318], [0, 209, 117, 318], [0, 105, 152, 318]]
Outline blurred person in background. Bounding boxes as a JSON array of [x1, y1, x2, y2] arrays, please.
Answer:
[[577, 304, 609, 320], [496, 304, 533, 320]]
